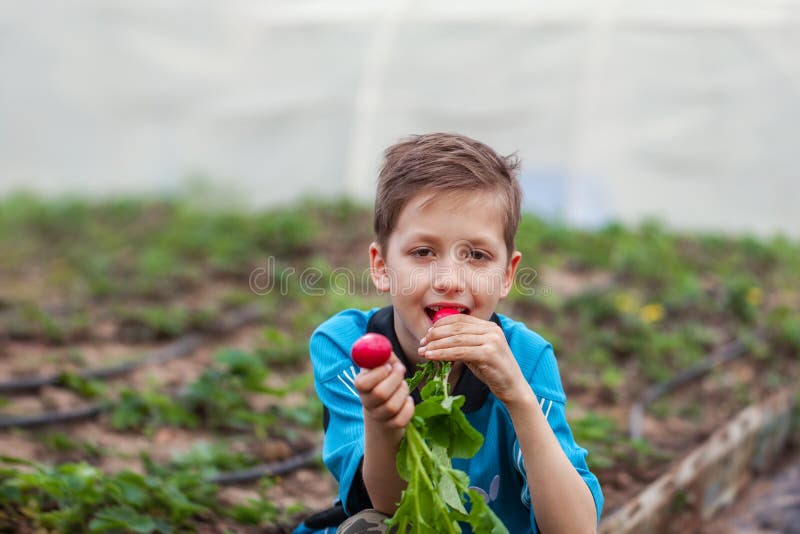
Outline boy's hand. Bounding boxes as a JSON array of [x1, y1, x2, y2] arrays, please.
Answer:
[[419, 314, 531, 406], [354, 353, 415, 429]]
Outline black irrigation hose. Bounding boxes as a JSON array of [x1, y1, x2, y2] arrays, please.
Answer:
[[0, 408, 322, 484], [208, 445, 322, 485], [0, 404, 103, 428], [0, 304, 265, 394], [628, 332, 762, 440], [0, 304, 267, 430], [0, 302, 322, 486]]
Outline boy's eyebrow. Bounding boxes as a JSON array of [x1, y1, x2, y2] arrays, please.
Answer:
[[405, 231, 441, 243], [467, 236, 502, 249], [405, 232, 501, 250]]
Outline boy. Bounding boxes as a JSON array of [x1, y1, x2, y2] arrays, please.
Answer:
[[294, 133, 603, 533]]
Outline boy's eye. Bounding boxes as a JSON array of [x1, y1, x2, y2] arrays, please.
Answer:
[[412, 248, 434, 257], [468, 249, 489, 261]]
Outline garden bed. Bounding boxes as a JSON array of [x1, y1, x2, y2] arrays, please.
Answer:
[[1, 194, 798, 531]]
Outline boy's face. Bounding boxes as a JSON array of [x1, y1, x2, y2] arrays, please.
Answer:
[[370, 189, 522, 364]]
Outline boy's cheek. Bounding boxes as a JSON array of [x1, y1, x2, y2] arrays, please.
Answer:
[[483, 267, 507, 289]]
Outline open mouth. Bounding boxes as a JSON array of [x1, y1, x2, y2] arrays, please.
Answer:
[[424, 305, 469, 321]]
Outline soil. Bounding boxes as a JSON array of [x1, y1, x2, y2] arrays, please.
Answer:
[[1, 270, 797, 530], [0, 299, 334, 523], [705, 451, 800, 533]]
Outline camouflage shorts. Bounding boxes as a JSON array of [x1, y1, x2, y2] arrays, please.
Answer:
[[336, 509, 393, 533]]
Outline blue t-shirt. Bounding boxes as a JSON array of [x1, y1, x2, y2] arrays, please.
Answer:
[[295, 306, 603, 534]]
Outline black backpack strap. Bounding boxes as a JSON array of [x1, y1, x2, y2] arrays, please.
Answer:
[[302, 501, 348, 529]]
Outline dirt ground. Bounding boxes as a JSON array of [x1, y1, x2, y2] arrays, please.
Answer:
[[2, 265, 797, 530], [704, 451, 800, 534]]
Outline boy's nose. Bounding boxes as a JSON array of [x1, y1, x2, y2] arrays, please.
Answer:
[[431, 261, 466, 295]]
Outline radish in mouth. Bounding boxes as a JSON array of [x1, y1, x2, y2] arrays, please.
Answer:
[[431, 307, 463, 324]]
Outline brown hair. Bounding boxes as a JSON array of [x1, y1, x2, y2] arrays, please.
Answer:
[[374, 132, 522, 259]]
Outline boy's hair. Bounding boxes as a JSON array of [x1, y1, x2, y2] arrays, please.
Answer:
[[374, 132, 522, 258]]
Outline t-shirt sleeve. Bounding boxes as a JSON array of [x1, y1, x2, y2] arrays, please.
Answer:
[[309, 312, 373, 514], [511, 344, 604, 531]]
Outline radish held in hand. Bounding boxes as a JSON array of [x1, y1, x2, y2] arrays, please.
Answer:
[[350, 333, 392, 369]]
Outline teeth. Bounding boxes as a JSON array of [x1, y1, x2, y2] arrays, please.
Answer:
[[428, 305, 466, 312]]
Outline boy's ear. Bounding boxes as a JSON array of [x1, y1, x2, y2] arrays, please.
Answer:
[[499, 250, 522, 299], [369, 242, 391, 293]]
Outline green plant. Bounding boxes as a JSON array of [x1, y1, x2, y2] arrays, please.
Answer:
[[722, 276, 761, 324], [108, 387, 198, 434], [0, 455, 216, 532], [767, 306, 800, 352], [610, 220, 685, 287], [257, 327, 308, 367], [38, 432, 104, 459], [271, 398, 324, 430], [104, 349, 293, 437], [181, 350, 282, 436], [116, 305, 214, 341], [7, 303, 89, 343], [58, 372, 106, 399], [225, 478, 285, 526], [570, 410, 667, 471], [387, 361, 508, 533], [167, 442, 258, 478]]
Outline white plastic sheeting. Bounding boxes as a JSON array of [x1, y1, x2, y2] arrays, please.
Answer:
[[1, 1, 799, 236]]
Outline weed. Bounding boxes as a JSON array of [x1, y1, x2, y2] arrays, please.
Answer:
[[6, 303, 89, 344], [0, 456, 217, 532], [167, 442, 258, 478], [181, 350, 281, 436], [38, 432, 104, 460], [226, 478, 303, 527], [767, 306, 800, 352], [257, 327, 308, 367], [116, 305, 214, 342], [570, 410, 664, 472], [58, 372, 106, 399], [107, 387, 198, 434]]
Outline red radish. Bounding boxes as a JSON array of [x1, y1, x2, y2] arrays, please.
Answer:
[[432, 307, 462, 323], [351, 333, 392, 369]]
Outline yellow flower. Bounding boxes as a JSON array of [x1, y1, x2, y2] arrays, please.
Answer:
[[639, 303, 664, 324], [746, 287, 763, 307], [614, 293, 637, 314]]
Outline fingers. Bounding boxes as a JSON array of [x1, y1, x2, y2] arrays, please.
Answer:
[[362, 361, 407, 411], [421, 318, 500, 357], [423, 345, 484, 363], [422, 316, 492, 343], [386, 396, 415, 429], [354, 353, 402, 393], [418, 333, 484, 356], [354, 353, 413, 424], [364, 382, 414, 426]]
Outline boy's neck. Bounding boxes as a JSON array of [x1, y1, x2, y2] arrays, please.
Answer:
[[447, 361, 464, 391]]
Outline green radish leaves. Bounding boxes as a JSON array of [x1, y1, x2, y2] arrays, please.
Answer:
[[386, 361, 508, 534]]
